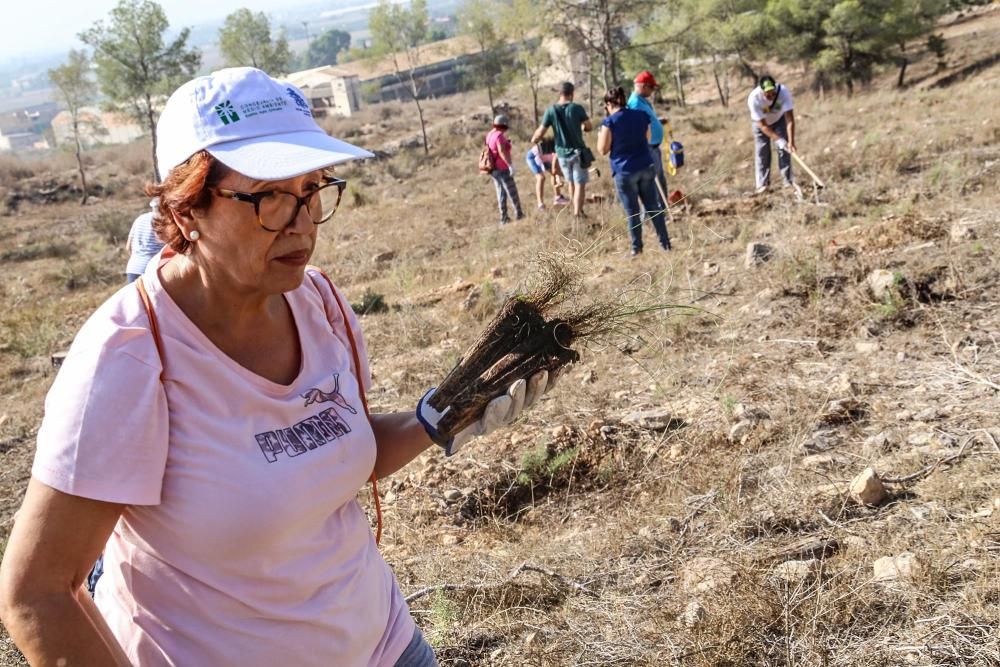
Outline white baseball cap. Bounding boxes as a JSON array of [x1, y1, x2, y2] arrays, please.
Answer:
[[156, 67, 374, 180]]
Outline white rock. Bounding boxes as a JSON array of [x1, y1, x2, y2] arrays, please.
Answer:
[[703, 262, 720, 276], [867, 269, 897, 300], [441, 534, 461, 546], [681, 600, 707, 628], [443, 489, 463, 502], [851, 467, 888, 506], [873, 552, 920, 582], [855, 341, 880, 354], [622, 409, 678, 431], [907, 431, 935, 447], [745, 242, 774, 268], [681, 557, 736, 593], [772, 559, 818, 582], [729, 420, 754, 442], [950, 221, 976, 242]]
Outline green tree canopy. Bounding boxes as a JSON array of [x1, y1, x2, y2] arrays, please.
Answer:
[[500, 0, 551, 124], [306, 28, 352, 68], [218, 9, 292, 75], [48, 49, 97, 203], [80, 0, 201, 181], [458, 0, 513, 114], [767, 0, 947, 93], [368, 0, 431, 153]]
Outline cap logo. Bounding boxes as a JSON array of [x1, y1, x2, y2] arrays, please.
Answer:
[[286, 87, 311, 116], [215, 100, 241, 125]]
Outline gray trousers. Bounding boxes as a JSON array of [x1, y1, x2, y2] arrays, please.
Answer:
[[753, 115, 793, 188], [489, 168, 523, 222]]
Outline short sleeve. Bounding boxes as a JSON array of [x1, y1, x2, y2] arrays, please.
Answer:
[[541, 107, 553, 129], [32, 301, 169, 505], [305, 269, 372, 394], [782, 88, 794, 111], [575, 104, 589, 122]]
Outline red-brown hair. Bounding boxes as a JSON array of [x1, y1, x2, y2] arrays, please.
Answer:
[[145, 151, 228, 254]]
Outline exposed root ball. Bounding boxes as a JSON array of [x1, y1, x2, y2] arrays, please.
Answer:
[[429, 254, 676, 439]]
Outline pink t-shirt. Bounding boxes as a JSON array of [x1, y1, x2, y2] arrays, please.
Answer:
[[31, 260, 414, 666], [486, 129, 512, 170]]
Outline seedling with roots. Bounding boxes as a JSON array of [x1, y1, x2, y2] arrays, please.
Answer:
[[428, 253, 684, 439]]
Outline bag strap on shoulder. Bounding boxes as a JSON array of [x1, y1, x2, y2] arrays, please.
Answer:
[[306, 268, 382, 544]]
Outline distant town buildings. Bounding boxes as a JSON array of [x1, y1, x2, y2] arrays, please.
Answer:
[[0, 103, 58, 154], [51, 107, 144, 148], [285, 33, 584, 112]]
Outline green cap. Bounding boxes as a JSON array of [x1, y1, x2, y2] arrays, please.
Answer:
[[761, 79, 776, 92]]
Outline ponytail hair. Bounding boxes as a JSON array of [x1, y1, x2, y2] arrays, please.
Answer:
[[602, 86, 627, 109]]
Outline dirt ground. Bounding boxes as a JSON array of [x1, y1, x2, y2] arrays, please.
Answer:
[[0, 7, 998, 666]]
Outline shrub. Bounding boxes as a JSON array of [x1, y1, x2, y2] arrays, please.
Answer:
[[91, 210, 133, 246], [0, 241, 77, 263]]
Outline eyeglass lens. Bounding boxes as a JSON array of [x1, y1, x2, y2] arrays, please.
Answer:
[[257, 183, 343, 231]]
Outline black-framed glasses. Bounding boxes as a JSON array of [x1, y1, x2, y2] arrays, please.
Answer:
[[212, 176, 347, 232]]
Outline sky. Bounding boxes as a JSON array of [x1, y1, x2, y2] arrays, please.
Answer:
[[0, 0, 302, 61]]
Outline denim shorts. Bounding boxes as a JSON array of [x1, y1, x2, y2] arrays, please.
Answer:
[[394, 627, 438, 667], [557, 152, 589, 184], [525, 152, 546, 175]]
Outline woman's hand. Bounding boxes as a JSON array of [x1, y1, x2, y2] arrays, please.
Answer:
[[417, 370, 554, 456]]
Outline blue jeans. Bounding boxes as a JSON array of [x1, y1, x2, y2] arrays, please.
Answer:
[[613, 165, 670, 252], [394, 627, 438, 667]]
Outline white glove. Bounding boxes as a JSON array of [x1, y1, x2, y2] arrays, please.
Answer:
[[417, 370, 552, 456], [775, 137, 788, 151], [508, 164, 516, 177]]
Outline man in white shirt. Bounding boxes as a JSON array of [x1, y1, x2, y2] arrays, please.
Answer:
[[747, 75, 796, 193]]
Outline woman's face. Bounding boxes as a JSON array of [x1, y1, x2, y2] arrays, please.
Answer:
[[190, 168, 326, 295]]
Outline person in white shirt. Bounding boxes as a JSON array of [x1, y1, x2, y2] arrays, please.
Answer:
[[747, 75, 796, 193]]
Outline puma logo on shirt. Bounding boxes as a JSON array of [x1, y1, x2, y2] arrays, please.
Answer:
[[255, 373, 359, 462]]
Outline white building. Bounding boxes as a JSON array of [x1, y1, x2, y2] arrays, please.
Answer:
[[285, 66, 362, 118]]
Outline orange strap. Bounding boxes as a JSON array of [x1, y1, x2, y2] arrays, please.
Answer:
[[135, 274, 383, 545], [308, 269, 382, 545]]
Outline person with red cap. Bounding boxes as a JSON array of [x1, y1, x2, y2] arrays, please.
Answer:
[[627, 70, 669, 199]]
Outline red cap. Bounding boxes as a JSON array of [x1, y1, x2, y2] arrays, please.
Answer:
[[634, 71, 659, 88]]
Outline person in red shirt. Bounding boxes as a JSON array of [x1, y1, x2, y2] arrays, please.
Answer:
[[485, 114, 524, 225]]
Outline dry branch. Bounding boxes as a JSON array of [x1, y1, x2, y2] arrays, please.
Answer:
[[404, 561, 596, 605], [882, 435, 977, 484]]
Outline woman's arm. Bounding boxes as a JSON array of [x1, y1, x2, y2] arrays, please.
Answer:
[[597, 125, 612, 156], [370, 412, 435, 480], [0, 479, 130, 666]]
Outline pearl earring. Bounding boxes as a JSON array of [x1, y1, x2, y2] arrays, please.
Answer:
[[189, 230, 201, 241]]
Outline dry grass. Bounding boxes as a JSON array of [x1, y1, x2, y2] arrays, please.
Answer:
[[1, 9, 999, 666]]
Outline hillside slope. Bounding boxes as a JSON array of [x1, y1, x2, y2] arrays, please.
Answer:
[[0, 8, 997, 666]]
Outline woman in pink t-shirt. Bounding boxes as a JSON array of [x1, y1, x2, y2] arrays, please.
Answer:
[[0, 68, 553, 667], [484, 114, 524, 225]]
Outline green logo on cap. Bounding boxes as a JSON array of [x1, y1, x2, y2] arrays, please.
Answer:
[[215, 100, 240, 125]]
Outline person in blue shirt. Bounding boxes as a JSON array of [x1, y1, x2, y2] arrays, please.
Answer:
[[598, 87, 671, 257], [125, 199, 166, 283], [626, 70, 668, 199]]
